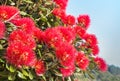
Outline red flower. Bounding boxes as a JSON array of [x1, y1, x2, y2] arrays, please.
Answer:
[[77, 15, 90, 30], [54, 0, 68, 10], [94, 57, 107, 72], [76, 52, 89, 70], [52, 8, 66, 19], [60, 66, 75, 77], [55, 42, 77, 67], [62, 15, 75, 25], [44, 26, 76, 47], [6, 42, 36, 67], [9, 30, 36, 49], [35, 60, 45, 76], [33, 27, 44, 41], [0, 21, 5, 39], [58, 26, 76, 44], [12, 17, 36, 34], [83, 33, 98, 46], [91, 45, 99, 56], [74, 25, 86, 38], [0, 5, 20, 21], [43, 27, 62, 47]]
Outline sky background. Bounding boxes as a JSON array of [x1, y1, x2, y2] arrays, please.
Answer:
[[67, 0, 120, 67]]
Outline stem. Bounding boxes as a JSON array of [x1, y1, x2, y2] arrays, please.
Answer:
[[4, 11, 19, 23], [45, 9, 53, 17]]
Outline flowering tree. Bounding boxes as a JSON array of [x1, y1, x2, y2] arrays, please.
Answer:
[[0, 0, 107, 81]]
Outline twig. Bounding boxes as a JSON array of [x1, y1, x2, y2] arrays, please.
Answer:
[[4, 11, 19, 23]]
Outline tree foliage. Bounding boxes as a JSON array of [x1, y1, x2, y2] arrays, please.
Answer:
[[0, 0, 107, 81]]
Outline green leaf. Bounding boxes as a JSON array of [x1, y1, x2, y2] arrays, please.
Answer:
[[6, 64, 10, 71], [0, 40, 6, 44], [28, 71, 33, 80], [47, 22, 51, 27], [7, 27, 12, 32], [38, 44, 42, 48], [5, 64, 16, 73], [0, 44, 3, 50], [53, 70, 62, 76], [23, 0, 33, 4], [17, 71, 27, 79], [20, 11, 27, 16], [8, 75, 13, 80], [8, 73, 16, 81], [68, 77, 72, 81], [10, 2, 15, 6], [41, 17, 47, 22], [22, 69, 29, 76], [42, 75, 46, 81], [40, 7, 46, 11], [37, 49, 42, 57], [45, 2, 52, 6], [0, 58, 4, 63], [86, 71, 95, 79], [10, 65, 16, 72]]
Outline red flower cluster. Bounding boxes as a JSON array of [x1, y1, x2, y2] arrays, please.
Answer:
[[6, 42, 36, 67], [52, 8, 66, 19], [53, 0, 68, 10], [91, 45, 99, 56], [94, 57, 107, 72], [0, 5, 20, 39], [12, 17, 36, 34], [52, 1, 107, 76], [0, 5, 45, 76], [55, 42, 77, 67], [33, 27, 44, 41], [83, 33, 99, 56], [62, 15, 76, 25], [0, 5, 20, 21], [52, 8, 76, 26], [0, 21, 5, 39], [83, 33, 98, 46], [60, 66, 75, 77], [43, 26, 76, 46], [76, 52, 89, 70], [74, 25, 86, 38], [8, 30, 36, 49], [43, 27, 77, 77], [77, 15, 90, 30], [52, 1, 76, 26], [0, 5, 107, 78], [34, 60, 45, 76], [58, 27, 76, 43]]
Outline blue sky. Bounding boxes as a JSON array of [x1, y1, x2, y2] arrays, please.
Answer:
[[67, 0, 120, 67]]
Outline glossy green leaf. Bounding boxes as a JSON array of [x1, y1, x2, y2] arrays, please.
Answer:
[[0, 40, 6, 44], [20, 11, 27, 16], [22, 69, 29, 76], [28, 71, 33, 80], [0, 44, 3, 50], [23, 0, 33, 4], [41, 17, 47, 22], [42, 75, 46, 81], [37, 44, 42, 48], [17, 71, 27, 79], [6, 64, 10, 71], [10, 65, 16, 72]]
